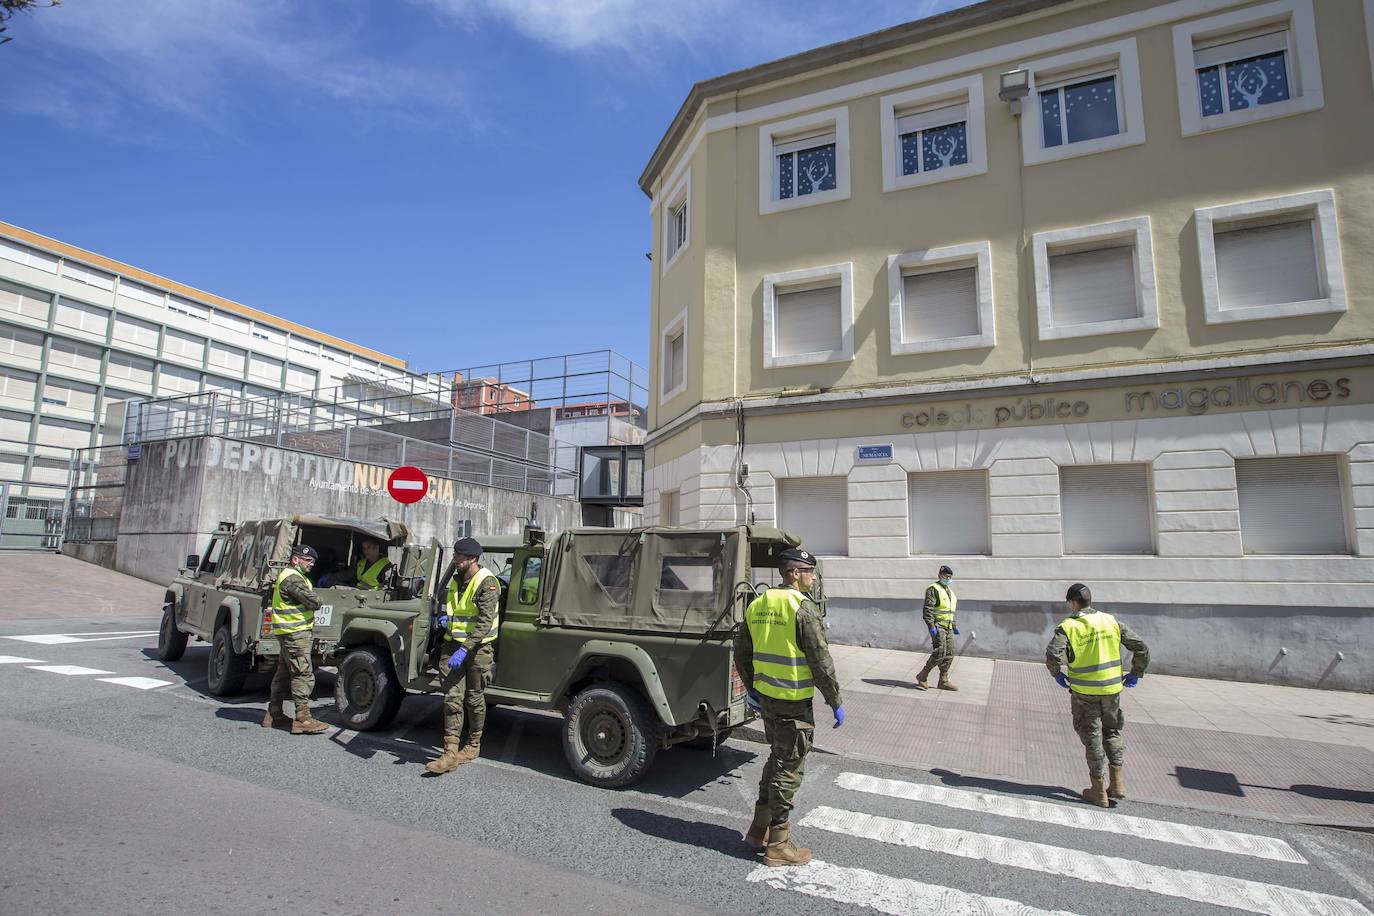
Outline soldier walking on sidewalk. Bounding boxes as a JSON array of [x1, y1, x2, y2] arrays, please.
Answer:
[[915, 564, 959, 691], [262, 544, 330, 735], [735, 547, 845, 867], [1046, 583, 1150, 807]]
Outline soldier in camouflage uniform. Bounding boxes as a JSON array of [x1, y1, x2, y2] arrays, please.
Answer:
[[915, 564, 959, 691], [426, 537, 502, 775], [1046, 583, 1150, 807], [735, 547, 845, 867], [262, 544, 329, 735]]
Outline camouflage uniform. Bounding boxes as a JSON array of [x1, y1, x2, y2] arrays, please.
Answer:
[[439, 571, 502, 740], [735, 593, 842, 826], [920, 585, 956, 676], [1045, 607, 1150, 776], [269, 572, 321, 708]]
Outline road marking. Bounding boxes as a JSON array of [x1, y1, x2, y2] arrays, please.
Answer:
[[31, 630, 160, 637], [98, 676, 173, 690], [748, 859, 1082, 916], [0, 655, 45, 664], [26, 665, 116, 676], [1297, 835, 1374, 907], [800, 806, 1372, 916], [5, 631, 157, 645], [836, 772, 1305, 864], [8, 635, 84, 645]]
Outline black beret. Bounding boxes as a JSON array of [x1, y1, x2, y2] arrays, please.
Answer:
[[778, 547, 817, 568], [453, 537, 483, 556]]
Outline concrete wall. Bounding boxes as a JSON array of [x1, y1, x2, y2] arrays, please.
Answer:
[[110, 436, 578, 585]]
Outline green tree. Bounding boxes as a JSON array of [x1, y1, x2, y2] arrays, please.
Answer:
[[1, 0, 59, 46]]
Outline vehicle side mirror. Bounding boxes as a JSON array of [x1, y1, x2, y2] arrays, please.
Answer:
[[185, 555, 200, 574]]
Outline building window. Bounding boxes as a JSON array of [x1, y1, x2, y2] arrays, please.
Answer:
[[1019, 39, 1145, 166], [47, 339, 104, 375], [1236, 455, 1348, 555], [285, 364, 317, 393], [659, 307, 687, 404], [880, 76, 987, 193], [660, 489, 680, 526], [777, 476, 847, 557], [117, 280, 165, 307], [209, 343, 246, 374], [1032, 216, 1158, 341], [106, 353, 155, 389], [168, 296, 211, 321], [0, 368, 38, 406], [1173, 0, 1323, 136], [909, 470, 989, 555], [157, 365, 201, 395], [248, 354, 283, 384], [55, 301, 110, 337], [112, 315, 160, 352], [660, 170, 691, 275], [0, 279, 52, 323], [1060, 464, 1154, 555], [762, 263, 854, 369], [888, 241, 994, 356], [61, 261, 116, 291], [1194, 189, 1343, 324], [0, 239, 59, 273], [162, 328, 206, 364], [758, 107, 850, 214]]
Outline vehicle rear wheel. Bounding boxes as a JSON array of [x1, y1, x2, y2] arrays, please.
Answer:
[[157, 603, 188, 662], [334, 646, 404, 731], [207, 624, 249, 696], [562, 682, 658, 788]]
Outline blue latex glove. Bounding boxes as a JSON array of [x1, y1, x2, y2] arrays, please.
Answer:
[[1123, 673, 1140, 688], [745, 690, 762, 712], [446, 647, 468, 670], [952, 626, 960, 635], [437, 615, 451, 628], [928, 627, 938, 639], [832, 705, 845, 729], [1054, 672, 1070, 689]]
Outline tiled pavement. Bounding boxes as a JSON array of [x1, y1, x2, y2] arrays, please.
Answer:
[[803, 643, 1374, 827]]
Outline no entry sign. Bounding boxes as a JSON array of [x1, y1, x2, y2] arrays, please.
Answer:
[[386, 465, 429, 504]]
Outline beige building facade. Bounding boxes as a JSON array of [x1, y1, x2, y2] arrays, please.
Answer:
[[640, 0, 1374, 688]]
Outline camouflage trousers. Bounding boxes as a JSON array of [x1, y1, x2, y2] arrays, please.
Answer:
[[923, 624, 956, 675], [269, 630, 314, 708], [1071, 691, 1125, 776], [755, 697, 815, 826], [439, 643, 494, 740]]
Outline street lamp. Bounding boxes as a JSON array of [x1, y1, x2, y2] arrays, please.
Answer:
[[998, 68, 1030, 116]]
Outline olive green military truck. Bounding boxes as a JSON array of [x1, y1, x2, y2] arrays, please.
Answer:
[[160, 518, 810, 789]]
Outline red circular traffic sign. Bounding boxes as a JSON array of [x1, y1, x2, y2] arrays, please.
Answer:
[[386, 465, 429, 504]]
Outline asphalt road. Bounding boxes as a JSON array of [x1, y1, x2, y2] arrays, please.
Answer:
[[3, 613, 1373, 916]]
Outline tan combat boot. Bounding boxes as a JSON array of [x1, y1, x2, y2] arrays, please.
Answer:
[[937, 673, 959, 692], [1081, 772, 1110, 807], [425, 736, 464, 775], [914, 661, 936, 690], [744, 804, 770, 852], [261, 701, 290, 728], [762, 822, 812, 867], [1108, 765, 1126, 800], [453, 731, 483, 766], [291, 706, 329, 735]]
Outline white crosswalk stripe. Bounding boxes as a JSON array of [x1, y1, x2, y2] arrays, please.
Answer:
[[6, 631, 157, 645], [747, 859, 1082, 916], [26, 665, 115, 676], [799, 805, 1372, 916], [0, 655, 44, 664], [98, 676, 173, 690], [836, 772, 1305, 863]]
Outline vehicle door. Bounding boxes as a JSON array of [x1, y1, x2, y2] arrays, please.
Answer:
[[487, 545, 551, 693], [400, 538, 442, 683], [184, 531, 231, 628]]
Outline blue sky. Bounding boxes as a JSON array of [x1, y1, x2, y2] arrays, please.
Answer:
[[2, 0, 969, 373]]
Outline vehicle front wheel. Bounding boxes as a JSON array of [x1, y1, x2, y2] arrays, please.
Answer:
[[207, 624, 249, 696], [157, 603, 188, 662], [334, 646, 404, 731], [562, 682, 658, 789]]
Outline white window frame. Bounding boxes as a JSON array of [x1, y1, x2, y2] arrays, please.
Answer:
[[1194, 188, 1344, 324], [879, 76, 987, 193], [1018, 38, 1146, 166], [659, 306, 688, 405], [762, 262, 854, 369], [660, 169, 691, 277], [1032, 216, 1158, 341], [1172, 0, 1322, 137], [758, 107, 851, 215], [887, 241, 995, 356]]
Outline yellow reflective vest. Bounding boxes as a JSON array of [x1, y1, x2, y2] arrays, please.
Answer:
[[270, 567, 315, 635], [1059, 610, 1124, 696], [744, 587, 814, 702], [929, 582, 956, 628], [355, 557, 392, 590], [445, 567, 499, 644]]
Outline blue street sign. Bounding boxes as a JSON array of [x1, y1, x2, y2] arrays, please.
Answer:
[[126, 443, 142, 460], [857, 444, 893, 461]]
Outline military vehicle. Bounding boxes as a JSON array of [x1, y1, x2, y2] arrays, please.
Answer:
[[161, 517, 812, 788]]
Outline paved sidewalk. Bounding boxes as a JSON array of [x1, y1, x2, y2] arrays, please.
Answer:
[[804, 643, 1374, 828]]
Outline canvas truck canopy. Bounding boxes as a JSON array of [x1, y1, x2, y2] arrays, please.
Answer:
[[215, 516, 409, 593], [544, 526, 754, 635]]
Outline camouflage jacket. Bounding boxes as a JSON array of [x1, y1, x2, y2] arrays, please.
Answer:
[[921, 584, 954, 629], [1045, 607, 1149, 677], [735, 591, 843, 710], [278, 568, 322, 612]]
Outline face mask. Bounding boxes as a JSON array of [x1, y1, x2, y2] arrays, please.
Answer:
[[938, 578, 951, 587]]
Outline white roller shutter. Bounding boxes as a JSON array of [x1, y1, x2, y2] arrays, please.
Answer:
[[112, 315, 160, 350], [909, 470, 989, 555], [1048, 245, 1138, 327], [778, 476, 848, 556], [1214, 220, 1320, 311], [776, 286, 841, 357], [1236, 456, 1347, 555], [902, 267, 979, 342], [0, 279, 52, 321], [1060, 464, 1153, 554]]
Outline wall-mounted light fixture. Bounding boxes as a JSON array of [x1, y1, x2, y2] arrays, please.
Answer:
[[998, 68, 1030, 116]]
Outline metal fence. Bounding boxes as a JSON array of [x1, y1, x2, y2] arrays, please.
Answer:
[[64, 444, 127, 544]]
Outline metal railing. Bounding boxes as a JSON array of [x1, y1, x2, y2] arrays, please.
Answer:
[[64, 443, 127, 545]]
